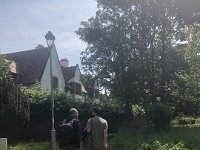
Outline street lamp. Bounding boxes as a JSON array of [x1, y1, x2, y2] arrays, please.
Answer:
[[45, 31, 56, 150], [45, 31, 55, 47]]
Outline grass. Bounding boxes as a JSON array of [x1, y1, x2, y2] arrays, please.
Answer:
[[10, 125, 200, 150], [10, 142, 60, 150], [109, 125, 200, 150]]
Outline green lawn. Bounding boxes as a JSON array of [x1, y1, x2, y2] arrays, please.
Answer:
[[11, 142, 51, 150], [109, 125, 200, 150], [10, 125, 200, 150]]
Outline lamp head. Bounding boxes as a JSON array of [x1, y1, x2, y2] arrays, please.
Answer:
[[45, 31, 55, 47]]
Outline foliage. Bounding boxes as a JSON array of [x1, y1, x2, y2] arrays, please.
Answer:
[[81, 74, 96, 101], [175, 0, 200, 25], [173, 24, 200, 116], [109, 126, 200, 150], [11, 125, 200, 150], [11, 142, 52, 150], [132, 104, 145, 116], [175, 98, 200, 116], [76, 0, 188, 113], [138, 140, 188, 150], [26, 92, 130, 139], [21, 81, 49, 104], [183, 24, 200, 103], [147, 103, 172, 131], [172, 115, 198, 125], [0, 54, 10, 78], [0, 77, 30, 141]]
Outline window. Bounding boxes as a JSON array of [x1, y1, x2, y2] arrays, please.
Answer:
[[70, 82, 75, 94], [52, 76, 58, 90], [75, 83, 81, 95], [69, 82, 82, 95]]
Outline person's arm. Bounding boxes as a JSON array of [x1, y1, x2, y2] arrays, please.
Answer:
[[86, 119, 91, 133], [103, 121, 108, 149]]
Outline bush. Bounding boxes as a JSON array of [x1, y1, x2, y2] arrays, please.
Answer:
[[175, 99, 200, 116], [138, 140, 188, 150], [147, 103, 172, 131], [172, 115, 197, 125], [0, 77, 30, 142], [25, 92, 131, 140], [109, 126, 200, 150]]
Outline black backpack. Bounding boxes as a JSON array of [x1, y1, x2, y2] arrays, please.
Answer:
[[58, 118, 75, 148]]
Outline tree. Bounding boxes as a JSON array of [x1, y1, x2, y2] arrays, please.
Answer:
[[174, 24, 200, 115], [76, 0, 187, 113], [175, 0, 200, 25], [0, 54, 10, 78], [184, 24, 200, 97], [81, 74, 96, 101], [0, 55, 30, 141]]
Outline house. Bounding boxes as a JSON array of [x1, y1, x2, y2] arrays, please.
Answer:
[[3, 31, 87, 100], [60, 58, 87, 101], [4, 45, 65, 93]]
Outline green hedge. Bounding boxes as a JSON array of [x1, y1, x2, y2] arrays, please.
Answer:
[[25, 93, 146, 140], [0, 77, 30, 141], [138, 141, 188, 150]]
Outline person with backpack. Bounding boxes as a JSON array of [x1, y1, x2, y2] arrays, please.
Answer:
[[59, 108, 80, 150], [85, 107, 108, 150]]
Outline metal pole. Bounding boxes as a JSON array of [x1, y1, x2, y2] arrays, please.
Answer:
[[50, 50, 56, 150]]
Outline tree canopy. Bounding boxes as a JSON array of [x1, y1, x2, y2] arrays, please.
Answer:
[[0, 54, 10, 78], [76, 0, 200, 113]]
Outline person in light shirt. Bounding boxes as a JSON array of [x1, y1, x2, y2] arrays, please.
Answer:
[[86, 107, 108, 150]]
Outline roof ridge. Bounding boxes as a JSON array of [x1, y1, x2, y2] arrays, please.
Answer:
[[4, 47, 50, 55]]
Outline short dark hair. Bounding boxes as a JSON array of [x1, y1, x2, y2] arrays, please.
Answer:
[[92, 106, 102, 116]]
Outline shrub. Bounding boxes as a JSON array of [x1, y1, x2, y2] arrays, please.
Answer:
[[178, 118, 196, 125], [138, 140, 188, 150], [175, 99, 200, 116], [132, 104, 145, 116], [147, 103, 172, 131], [0, 77, 30, 142], [25, 92, 130, 140], [0, 54, 10, 78]]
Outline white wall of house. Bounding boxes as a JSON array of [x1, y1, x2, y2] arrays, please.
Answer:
[[68, 65, 81, 84], [41, 47, 65, 93]]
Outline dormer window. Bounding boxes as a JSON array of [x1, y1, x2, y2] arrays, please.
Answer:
[[69, 82, 82, 95]]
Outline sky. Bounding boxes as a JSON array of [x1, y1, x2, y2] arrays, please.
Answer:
[[0, 0, 97, 67]]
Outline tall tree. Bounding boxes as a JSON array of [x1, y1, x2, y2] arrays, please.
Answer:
[[172, 24, 200, 115], [0, 54, 30, 140], [0, 54, 10, 78], [184, 24, 200, 96], [76, 0, 187, 112]]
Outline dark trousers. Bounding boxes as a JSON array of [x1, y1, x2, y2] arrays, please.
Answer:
[[62, 145, 75, 150]]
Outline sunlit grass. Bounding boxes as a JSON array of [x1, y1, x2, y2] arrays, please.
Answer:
[[11, 142, 51, 150], [109, 124, 200, 150]]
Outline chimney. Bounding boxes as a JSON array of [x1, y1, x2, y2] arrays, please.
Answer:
[[35, 44, 45, 49], [60, 58, 69, 68]]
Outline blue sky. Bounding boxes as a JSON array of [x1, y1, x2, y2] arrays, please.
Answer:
[[0, 0, 97, 67]]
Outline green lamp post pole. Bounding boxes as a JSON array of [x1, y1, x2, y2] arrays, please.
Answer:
[[45, 31, 56, 150]]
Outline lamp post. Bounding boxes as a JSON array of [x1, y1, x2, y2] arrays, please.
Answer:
[[45, 31, 56, 150]]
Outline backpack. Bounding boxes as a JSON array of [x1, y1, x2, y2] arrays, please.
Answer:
[[58, 118, 75, 148]]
